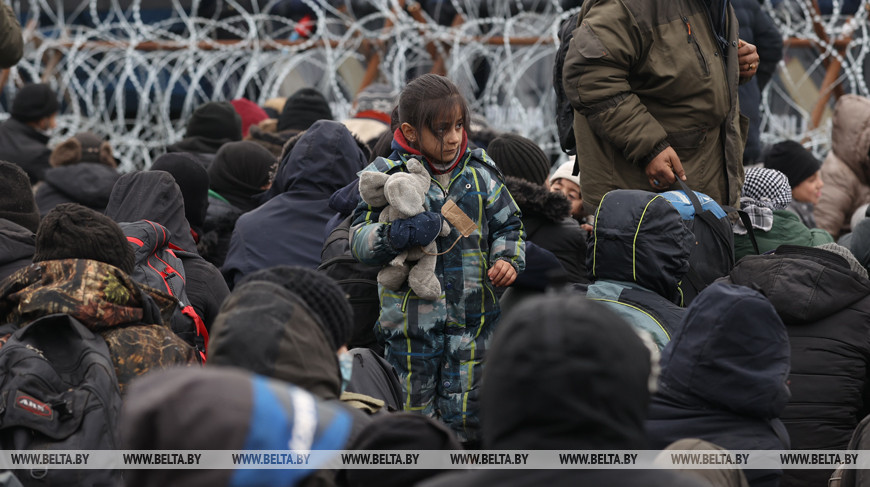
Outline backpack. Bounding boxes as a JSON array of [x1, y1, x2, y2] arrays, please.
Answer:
[[318, 216, 382, 355], [119, 220, 208, 362], [553, 11, 581, 156], [0, 314, 122, 486], [661, 180, 737, 306]]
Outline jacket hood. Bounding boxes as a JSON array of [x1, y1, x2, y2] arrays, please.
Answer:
[[831, 94, 870, 185], [105, 171, 197, 252], [657, 282, 791, 419], [504, 176, 572, 224], [208, 281, 341, 401], [588, 190, 693, 301], [42, 162, 120, 208], [0, 259, 176, 329], [270, 120, 367, 198], [0, 219, 35, 265], [482, 294, 652, 450], [728, 245, 870, 325]]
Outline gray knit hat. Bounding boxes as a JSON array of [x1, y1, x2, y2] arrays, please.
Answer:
[[816, 243, 869, 279]]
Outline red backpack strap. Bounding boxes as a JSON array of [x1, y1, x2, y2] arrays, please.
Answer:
[[181, 306, 209, 363]]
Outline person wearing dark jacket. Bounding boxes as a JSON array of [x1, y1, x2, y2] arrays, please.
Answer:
[[733, 0, 783, 164], [646, 282, 791, 487], [0, 162, 38, 281], [105, 171, 230, 331], [0, 84, 58, 184], [422, 294, 706, 487], [246, 87, 334, 157], [583, 189, 694, 349], [724, 244, 870, 487], [35, 132, 119, 216], [166, 101, 243, 167], [222, 120, 367, 288], [199, 141, 277, 267]]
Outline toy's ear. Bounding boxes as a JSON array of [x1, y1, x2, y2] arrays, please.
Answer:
[[385, 173, 426, 216], [405, 158, 432, 198], [406, 158, 425, 175], [359, 171, 390, 207]]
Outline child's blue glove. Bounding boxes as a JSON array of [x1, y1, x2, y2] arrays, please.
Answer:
[[388, 211, 443, 250]]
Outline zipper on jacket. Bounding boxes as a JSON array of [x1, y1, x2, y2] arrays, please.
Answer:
[[682, 16, 710, 76]]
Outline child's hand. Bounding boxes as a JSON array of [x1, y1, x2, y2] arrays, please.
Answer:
[[488, 260, 517, 287]]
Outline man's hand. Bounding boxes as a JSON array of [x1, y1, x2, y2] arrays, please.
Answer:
[[645, 146, 686, 190], [738, 39, 760, 80], [488, 260, 517, 287]]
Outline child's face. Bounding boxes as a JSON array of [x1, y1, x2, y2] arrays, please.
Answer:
[[550, 178, 583, 218], [792, 170, 824, 205], [416, 105, 464, 165]]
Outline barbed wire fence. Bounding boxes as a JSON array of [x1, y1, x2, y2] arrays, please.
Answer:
[[1, 0, 867, 171]]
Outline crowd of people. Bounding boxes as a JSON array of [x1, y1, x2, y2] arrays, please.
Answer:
[[2, 0, 870, 486]]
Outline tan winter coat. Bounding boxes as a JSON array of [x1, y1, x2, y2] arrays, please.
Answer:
[[0, 3, 23, 69], [563, 0, 747, 209], [814, 94, 870, 238]]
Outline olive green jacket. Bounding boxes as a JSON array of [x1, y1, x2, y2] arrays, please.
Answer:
[[0, 3, 23, 69], [563, 0, 747, 209]]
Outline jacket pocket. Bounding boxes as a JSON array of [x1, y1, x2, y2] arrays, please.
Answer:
[[682, 16, 709, 77], [667, 127, 708, 150]]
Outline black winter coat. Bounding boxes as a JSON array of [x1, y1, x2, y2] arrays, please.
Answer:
[[35, 163, 120, 216], [106, 171, 230, 331], [647, 283, 791, 487], [0, 219, 34, 282], [0, 118, 51, 184], [222, 120, 367, 288], [725, 246, 870, 487], [505, 176, 587, 283], [198, 194, 244, 268]]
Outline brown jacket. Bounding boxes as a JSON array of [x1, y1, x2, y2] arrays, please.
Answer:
[[0, 259, 197, 394], [0, 3, 22, 69], [814, 94, 870, 238], [563, 0, 746, 209]]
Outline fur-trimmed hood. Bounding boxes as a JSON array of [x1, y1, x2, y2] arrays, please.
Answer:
[[504, 176, 571, 224]]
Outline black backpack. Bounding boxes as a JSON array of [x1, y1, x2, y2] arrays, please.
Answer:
[[553, 11, 581, 156], [119, 220, 209, 362], [661, 180, 739, 305], [318, 216, 382, 354], [0, 314, 122, 486]]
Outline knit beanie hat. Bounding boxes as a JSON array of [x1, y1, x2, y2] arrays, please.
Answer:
[[185, 101, 243, 141], [121, 367, 352, 487], [345, 413, 463, 487], [816, 242, 869, 279], [230, 98, 269, 138], [488, 133, 551, 185], [208, 141, 277, 213], [742, 167, 792, 210], [238, 265, 353, 350], [11, 83, 59, 122], [277, 88, 333, 132], [352, 83, 398, 115], [49, 132, 117, 168], [33, 203, 135, 274], [150, 153, 210, 230], [549, 160, 581, 188], [764, 140, 822, 188], [0, 161, 40, 233]]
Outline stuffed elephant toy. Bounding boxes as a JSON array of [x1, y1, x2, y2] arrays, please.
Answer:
[[358, 158, 451, 300]]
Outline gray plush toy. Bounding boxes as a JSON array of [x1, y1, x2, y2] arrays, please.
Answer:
[[358, 158, 451, 300]]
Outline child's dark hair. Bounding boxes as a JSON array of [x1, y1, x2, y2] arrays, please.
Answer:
[[397, 74, 470, 143]]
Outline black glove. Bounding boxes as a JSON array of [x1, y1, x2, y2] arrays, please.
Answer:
[[388, 211, 442, 250]]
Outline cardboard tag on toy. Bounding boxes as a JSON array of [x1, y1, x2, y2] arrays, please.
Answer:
[[441, 200, 476, 237]]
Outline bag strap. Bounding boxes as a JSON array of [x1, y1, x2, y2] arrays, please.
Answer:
[[675, 179, 705, 217], [723, 204, 761, 256]]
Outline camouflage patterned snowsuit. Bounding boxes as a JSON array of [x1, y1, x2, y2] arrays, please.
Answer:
[[351, 148, 525, 442]]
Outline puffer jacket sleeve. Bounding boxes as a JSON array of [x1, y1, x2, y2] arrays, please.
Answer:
[[562, 0, 669, 166], [815, 157, 857, 238], [484, 173, 526, 273], [0, 3, 23, 69], [350, 163, 402, 266]]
